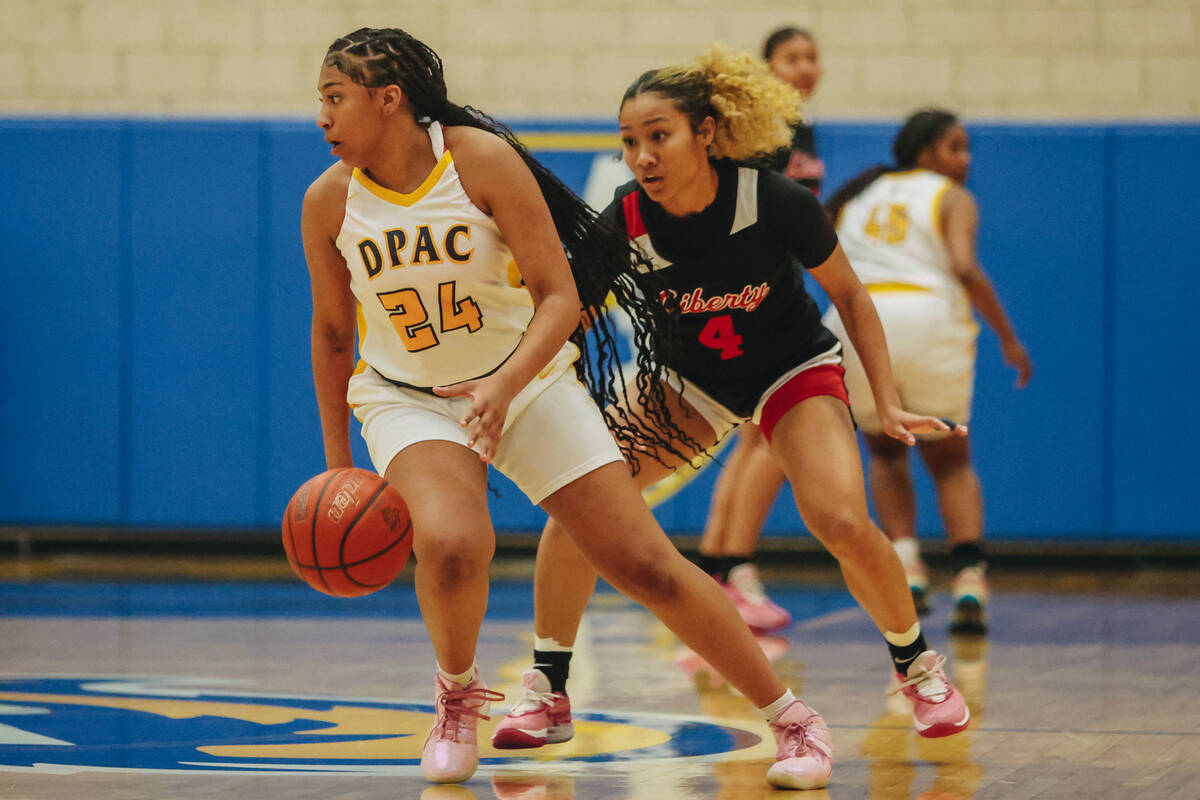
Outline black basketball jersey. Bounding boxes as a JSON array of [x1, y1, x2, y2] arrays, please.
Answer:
[[768, 121, 825, 195], [602, 160, 841, 417]]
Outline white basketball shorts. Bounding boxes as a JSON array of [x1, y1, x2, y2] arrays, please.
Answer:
[[349, 351, 623, 504], [823, 290, 979, 435]]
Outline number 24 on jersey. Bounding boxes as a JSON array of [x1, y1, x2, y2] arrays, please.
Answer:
[[376, 281, 482, 352]]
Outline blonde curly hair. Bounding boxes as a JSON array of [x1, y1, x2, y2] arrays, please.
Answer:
[[622, 44, 803, 162]]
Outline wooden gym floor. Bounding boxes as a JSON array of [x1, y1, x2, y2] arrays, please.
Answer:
[[0, 548, 1196, 800]]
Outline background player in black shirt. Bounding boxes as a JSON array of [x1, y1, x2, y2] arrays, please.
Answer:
[[495, 46, 973, 772], [764, 26, 826, 192]]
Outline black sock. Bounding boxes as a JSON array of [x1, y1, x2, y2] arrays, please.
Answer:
[[696, 553, 725, 579], [887, 632, 929, 675], [726, 555, 752, 575], [532, 649, 572, 694], [951, 542, 986, 574]]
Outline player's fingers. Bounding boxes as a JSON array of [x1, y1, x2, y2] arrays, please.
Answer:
[[473, 429, 498, 463], [433, 380, 473, 399], [939, 418, 969, 436], [887, 424, 916, 446]]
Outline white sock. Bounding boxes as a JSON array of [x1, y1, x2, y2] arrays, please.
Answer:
[[883, 621, 922, 648], [759, 689, 796, 722], [534, 635, 573, 653], [892, 537, 921, 563], [437, 661, 478, 687]]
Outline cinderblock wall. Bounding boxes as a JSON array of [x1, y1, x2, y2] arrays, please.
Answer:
[[3, 0, 1197, 118]]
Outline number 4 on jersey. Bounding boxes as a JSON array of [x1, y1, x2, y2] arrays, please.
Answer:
[[698, 314, 744, 360]]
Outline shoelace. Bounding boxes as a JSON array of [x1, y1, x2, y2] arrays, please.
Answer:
[[509, 684, 561, 715], [777, 718, 833, 761], [888, 654, 949, 702], [433, 686, 505, 740]]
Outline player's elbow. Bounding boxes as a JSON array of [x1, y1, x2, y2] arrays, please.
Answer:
[[949, 258, 981, 286], [312, 316, 355, 354]]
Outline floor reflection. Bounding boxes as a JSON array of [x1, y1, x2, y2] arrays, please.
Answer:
[[491, 772, 575, 800]]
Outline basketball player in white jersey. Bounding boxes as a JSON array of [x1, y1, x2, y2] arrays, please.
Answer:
[[823, 109, 1033, 632], [302, 27, 831, 789]]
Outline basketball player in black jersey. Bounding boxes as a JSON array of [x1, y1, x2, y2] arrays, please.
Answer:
[[496, 46, 973, 769], [697, 26, 829, 633]]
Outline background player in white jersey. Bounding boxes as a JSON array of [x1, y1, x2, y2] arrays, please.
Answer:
[[302, 27, 832, 790], [823, 109, 1033, 632], [496, 47, 974, 776]]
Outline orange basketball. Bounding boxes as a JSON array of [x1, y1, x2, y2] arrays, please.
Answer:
[[282, 468, 413, 597]]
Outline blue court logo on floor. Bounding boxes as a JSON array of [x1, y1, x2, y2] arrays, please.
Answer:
[[0, 677, 765, 774]]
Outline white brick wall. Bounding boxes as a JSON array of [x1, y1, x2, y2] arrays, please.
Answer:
[[1, 0, 1196, 118]]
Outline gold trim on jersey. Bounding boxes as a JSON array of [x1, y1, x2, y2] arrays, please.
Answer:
[[865, 282, 934, 294], [353, 303, 370, 376], [352, 151, 453, 207], [930, 182, 951, 240], [506, 259, 524, 289]]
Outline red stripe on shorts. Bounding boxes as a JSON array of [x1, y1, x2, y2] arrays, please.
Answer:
[[758, 363, 850, 442]]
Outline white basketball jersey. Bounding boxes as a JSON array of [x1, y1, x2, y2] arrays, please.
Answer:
[[336, 122, 535, 388], [836, 169, 959, 297]]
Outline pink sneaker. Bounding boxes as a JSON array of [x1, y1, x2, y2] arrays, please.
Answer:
[[421, 670, 504, 783], [491, 668, 573, 749], [724, 563, 791, 632], [889, 651, 970, 738], [766, 699, 834, 789]]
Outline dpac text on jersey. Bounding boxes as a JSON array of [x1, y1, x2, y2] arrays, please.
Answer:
[[357, 224, 473, 278], [660, 282, 771, 314]]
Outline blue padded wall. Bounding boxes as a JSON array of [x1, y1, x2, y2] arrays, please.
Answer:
[[125, 123, 262, 526], [0, 122, 123, 523], [1109, 127, 1200, 538], [0, 118, 1196, 542]]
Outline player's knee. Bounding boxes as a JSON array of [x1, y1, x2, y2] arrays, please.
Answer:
[[416, 530, 493, 586], [810, 510, 876, 560]]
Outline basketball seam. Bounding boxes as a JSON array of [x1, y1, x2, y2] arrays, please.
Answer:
[[338, 481, 391, 587], [308, 469, 343, 595], [338, 482, 412, 587], [288, 517, 410, 573]]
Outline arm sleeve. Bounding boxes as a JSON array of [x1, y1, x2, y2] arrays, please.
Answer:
[[760, 170, 838, 269]]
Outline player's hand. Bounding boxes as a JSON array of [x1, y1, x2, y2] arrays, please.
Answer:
[[1001, 337, 1033, 389], [878, 407, 968, 446], [432, 375, 517, 463]]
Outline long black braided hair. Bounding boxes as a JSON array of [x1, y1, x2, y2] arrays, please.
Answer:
[[824, 108, 959, 223], [324, 27, 702, 468]]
